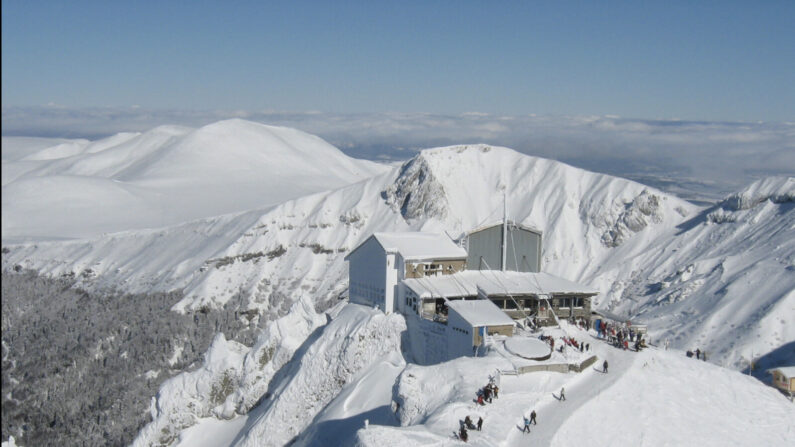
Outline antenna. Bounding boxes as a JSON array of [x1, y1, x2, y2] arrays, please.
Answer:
[[502, 189, 507, 271]]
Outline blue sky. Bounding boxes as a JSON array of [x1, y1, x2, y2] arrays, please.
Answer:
[[2, 0, 793, 121]]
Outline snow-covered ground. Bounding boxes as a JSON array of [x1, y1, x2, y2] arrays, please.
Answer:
[[357, 322, 795, 447], [1, 119, 388, 241]]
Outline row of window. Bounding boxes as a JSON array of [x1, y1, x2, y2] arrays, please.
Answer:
[[557, 297, 585, 308], [350, 281, 384, 302], [451, 326, 470, 335]]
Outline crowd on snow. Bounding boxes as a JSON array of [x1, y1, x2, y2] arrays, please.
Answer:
[[596, 319, 647, 351]]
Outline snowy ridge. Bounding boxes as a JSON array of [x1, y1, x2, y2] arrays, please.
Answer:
[[2, 119, 388, 241], [594, 176, 795, 369], [133, 296, 325, 446]]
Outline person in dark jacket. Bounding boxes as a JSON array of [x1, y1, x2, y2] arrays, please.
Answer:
[[603, 360, 609, 373], [530, 409, 537, 425], [477, 416, 483, 431], [460, 426, 468, 442]]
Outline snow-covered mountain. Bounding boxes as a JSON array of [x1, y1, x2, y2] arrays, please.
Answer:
[[1, 119, 388, 241], [2, 132, 793, 446]]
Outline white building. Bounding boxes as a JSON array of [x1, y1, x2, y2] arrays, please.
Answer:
[[446, 299, 515, 358], [345, 229, 598, 364], [344, 232, 467, 313]]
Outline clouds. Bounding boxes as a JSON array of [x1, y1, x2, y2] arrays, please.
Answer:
[[3, 105, 793, 202]]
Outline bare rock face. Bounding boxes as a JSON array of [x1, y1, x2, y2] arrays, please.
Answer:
[[382, 155, 449, 221], [601, 190, 664, 247]]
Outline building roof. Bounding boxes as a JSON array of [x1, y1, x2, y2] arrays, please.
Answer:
[[352, 232, 467, 261], [447, 299, 515, 327], [402, 270, 598, 299], [468, 220, 542, 236], [768, 366, 795, 377]]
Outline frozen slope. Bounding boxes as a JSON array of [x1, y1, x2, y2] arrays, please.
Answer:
[[356, 328, 794, 447], [1, 119, 388, 241], [594, 176, 795, 369]]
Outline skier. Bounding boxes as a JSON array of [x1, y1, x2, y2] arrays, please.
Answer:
[[477, 394, 485, 405], [484, 386, 492, 403], [696, 348, 701, 360], [603, 360, 608, 373], [522, 416, 531, 433], [530, 409, 537, 425], [465, 416, 475, 430], [460, 426, 468, 442], [493, 384, 499, 399], [477, 416, 483, 431], [560, 387, 566, 401]]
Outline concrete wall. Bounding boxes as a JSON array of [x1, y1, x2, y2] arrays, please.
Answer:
[[348, 237, 387, 309], [550, 295, 593, 320], [516, 355, 598, 375]]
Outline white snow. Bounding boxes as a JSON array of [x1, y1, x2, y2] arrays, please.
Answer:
[[403, 270, 598, 299], [357, 326, 795, 447], [503, 337, 552, 359], [447, 300, 515, 327], [2, 119, 388, 241], [367, 232, 467, 260]]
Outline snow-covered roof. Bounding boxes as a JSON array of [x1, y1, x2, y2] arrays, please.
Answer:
[[366, 232, 467, 261], [447, 299, 515, 327], [402, 270, 598, 299], [768, 366, 795, 378]]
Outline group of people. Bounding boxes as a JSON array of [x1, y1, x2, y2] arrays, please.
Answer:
[[686, 348, 707, 361], [476, 382, 499, 405], [458, 415, 484, 441], [598, 320, 646, 351], [561, 336, 590, 353], [572, 316, 591, 330]]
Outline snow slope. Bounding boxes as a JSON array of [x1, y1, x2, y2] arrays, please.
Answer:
[[356, 324, 795, 447], [1, 119, 388, 241], [594, 176, 795, 369]]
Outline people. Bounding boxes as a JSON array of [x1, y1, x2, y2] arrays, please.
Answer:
[[560, 387, 566, 401], [483, 386, 492, 403], [460, 425, 468, 442], [465, 415, 475, 430], [522, 416, 531, 433], [530, 409, 537, 425], [603, 359, 608, 373], [477, 394, 485, 405], [493, 384, 499, 399], [477, 416, 483, 431]]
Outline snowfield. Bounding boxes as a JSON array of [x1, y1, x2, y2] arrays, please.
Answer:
[[1, 119, 388, 241], [2, 121, 793, 446]]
